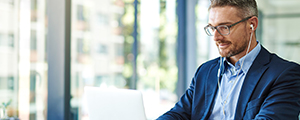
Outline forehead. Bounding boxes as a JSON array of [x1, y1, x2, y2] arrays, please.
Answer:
[[208, 6, 241, 26]]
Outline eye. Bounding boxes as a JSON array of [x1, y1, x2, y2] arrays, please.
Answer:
[[218, 26, 228, 30]]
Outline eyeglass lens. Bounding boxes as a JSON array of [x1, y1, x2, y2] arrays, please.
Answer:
[[206, 25, 230, 36]]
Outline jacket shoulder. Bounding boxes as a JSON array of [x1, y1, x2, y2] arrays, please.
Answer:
[[194, 57, 220, 75], [201, 57, 220, 67]]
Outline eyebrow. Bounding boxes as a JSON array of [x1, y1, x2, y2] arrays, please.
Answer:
[[208, 22, 233, 27]]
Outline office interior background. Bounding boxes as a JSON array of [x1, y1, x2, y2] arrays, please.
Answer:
[[0, 0, 300, 119]]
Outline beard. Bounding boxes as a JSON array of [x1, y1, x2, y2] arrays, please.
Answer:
[[217, 35, 249, 58]]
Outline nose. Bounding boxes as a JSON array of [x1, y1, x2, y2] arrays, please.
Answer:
[[213, 30, 224, 41]]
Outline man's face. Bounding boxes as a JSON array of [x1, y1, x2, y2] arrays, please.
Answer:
[[208, 6, 249, 58]]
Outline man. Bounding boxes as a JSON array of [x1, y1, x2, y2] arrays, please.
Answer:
[[157, 0, 300, 119]]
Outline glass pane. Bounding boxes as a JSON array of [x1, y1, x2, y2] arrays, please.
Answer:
[[70, 0, 133, 119], [0, 0, 19, 118], [196, 0, 219, 65], [257, 0, 300, 63], [71, 0, 178, 119], [0, 0, 47, 120], [28, 0, 48, 119], [138, 0, 178, 119]]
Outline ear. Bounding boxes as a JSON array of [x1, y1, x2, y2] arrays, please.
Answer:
[[249, 16, 258, 31]]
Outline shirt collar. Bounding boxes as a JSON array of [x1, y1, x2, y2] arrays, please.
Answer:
[[224, 41, 261, 74]]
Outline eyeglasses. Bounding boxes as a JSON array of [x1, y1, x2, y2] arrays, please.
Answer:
[[204, 16, 252, 36]]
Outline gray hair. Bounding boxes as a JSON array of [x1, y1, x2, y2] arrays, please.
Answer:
[[208, 0, 258, 18]]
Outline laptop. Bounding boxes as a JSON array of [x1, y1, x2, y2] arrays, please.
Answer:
[[84, 86, 147, 120]]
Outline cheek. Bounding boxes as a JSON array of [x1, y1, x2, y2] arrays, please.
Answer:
[[228, 34, 244, 46]]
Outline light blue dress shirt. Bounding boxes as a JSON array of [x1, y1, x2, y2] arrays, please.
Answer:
[[208, 42, 261, 120]]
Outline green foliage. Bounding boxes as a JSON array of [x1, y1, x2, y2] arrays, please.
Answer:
[[1, 99, 12, 108]]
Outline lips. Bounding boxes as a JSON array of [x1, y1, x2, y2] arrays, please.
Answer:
[[218, 42, 231, 49]]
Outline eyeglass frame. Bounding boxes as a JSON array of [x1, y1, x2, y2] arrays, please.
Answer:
[[204, 16, 253, 36]]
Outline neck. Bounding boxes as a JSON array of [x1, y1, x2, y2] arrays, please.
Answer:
[[229, 38, 257, 65]]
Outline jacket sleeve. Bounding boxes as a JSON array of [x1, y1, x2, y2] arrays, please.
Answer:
[[156, 77, 195, 120], [253, 64, 300, 120]]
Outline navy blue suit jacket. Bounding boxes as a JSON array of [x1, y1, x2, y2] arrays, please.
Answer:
[[157, 46, 300, 120]]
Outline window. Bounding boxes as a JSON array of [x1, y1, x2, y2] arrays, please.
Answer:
[[70, 0, 177, 119], [2, 0, 299, 119], [0, 0, 48, 119]]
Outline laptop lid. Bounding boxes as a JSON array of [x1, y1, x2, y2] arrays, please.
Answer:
[[84, 86, 147, 120]]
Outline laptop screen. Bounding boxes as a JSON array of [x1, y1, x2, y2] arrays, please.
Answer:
[[84, 86, 147, 120]]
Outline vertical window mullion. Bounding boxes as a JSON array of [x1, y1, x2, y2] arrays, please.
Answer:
[[46, 0, 71, 119], [131, 0, 138, 89], [176, 0, 187, 97]]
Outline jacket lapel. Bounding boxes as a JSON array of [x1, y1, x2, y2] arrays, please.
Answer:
[[203, 59, 221, 119], [234, 46, 271, 119]]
